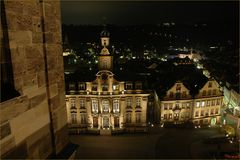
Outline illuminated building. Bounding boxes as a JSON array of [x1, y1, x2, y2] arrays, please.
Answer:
[[160, 81, 193, 123], [159, 79, 223, 125], [192, 79, 223, 125], [65, 29, 149, 135]]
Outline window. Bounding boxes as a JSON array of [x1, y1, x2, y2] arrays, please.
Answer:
[[164, 114, 168, 119], [78, 83, 85, 90], [182, 91, 186, 98], [114, 117, 119, 127], [212, 89, 217, 95], [196, 101, 200, 107], [195, 111, 199, 117], [127, 98, 132, 107], [169, 92, 174, 98], [113, 99, 120, 113], [211, 99, 215, 106], [169, 103, 173, 109], [175, 103, 180, 109], [136, 97, 141, 107], [92, 84, 98, 91], [169, 113, 172, 119], [125, 83, 133, 90], [216, 99, 220, 105], [202, 90, 206, 96], [136, 113, 141, 123], [80, 113, 87, 124], [126, 113, 131, 123], [210, 109, 214, 115], [182, 103, 186, 109], [70, 99, 76, 109], [71, 113, 77, 124], [93, 117, 98, 127], [92, 99, 98, 113], [186, 102, 190, 109], [215, 108, 219, 114], [102, 84, 108, 91], [80, 99, 85, 108], [102, 99, 109, 113], [207, 100, 211, 107], [112, 84, 119, 91], [135, 82, 142, 90], [208, 82, 212, 88], [201, 101, 205, 107], [69, 83, 75, 90], [207, 90, 212, 96], [205, 109, 209, 116], [185, 112, 190, 118], [176, 84, 181, 91], [201, 110, 204, 116]]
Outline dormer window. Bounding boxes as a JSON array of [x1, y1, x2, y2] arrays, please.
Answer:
[[78, 82, 85, 90], [125, 82, 133, 90], [113, 84, 119, 91], [176, 84, 181, 92], [169, 92, 174, 98], [102, 84, 108, 91], [69, 83, 75, 90], [135, 82, 142, 90], [208, 82, 212, 88], [202, 90, 206, 96], [92, 84, 98, 91]]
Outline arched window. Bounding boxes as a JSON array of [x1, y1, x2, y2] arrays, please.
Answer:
[[113, 99, 120, 113]]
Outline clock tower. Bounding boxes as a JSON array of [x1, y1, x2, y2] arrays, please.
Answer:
[[98, 29, 113, 71]]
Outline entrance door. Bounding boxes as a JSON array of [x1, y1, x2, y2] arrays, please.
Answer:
[[103, 116, 109, 128], [114, 117, 119, 128], [93, 117, 98, 128]]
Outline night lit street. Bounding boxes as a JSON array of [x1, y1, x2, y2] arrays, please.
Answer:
[[70, 127, 239, 159]]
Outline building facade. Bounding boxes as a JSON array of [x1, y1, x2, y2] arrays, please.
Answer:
[[160, 79, 223, 125], [160, 81, 193, 123], [65, 30, 149, 135], [192, 79, 223, 125]]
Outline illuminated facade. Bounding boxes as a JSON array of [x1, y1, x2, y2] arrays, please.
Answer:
[[65, 30, 149, 135], [160, 81, 193, 123], [160, 79, 223, 125], [192, 79, 223, 125]]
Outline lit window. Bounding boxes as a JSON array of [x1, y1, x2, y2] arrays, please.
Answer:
[[113, 84, 119, 91], [70, 99, 76, 109], [211, 100, 215, 106], [127, 98, 132, 107], [92, 99, 98, 113], [207, 100, 211, 107], [113, 99, 120, 113], [169, 113, 172, 119], [78, 83, 85, 90], [164, 114, 168, 119], [201, 101, 205, 107], [186, 102, 190, 109], [196, 102, 200, 107], [136, 97, 141, 107], [80, 99, 85, 108], [71, 113, 77, 124], [102, 99, 109, 113]]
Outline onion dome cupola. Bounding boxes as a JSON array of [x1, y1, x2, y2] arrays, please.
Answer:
[[100, 29, 110, 47]]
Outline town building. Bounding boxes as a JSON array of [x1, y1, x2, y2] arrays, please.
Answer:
[[65, 29, 149, 135], [159, 79, 223, 125]]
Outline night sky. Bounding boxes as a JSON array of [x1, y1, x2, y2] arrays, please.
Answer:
[[61, 0, 239, 25]]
